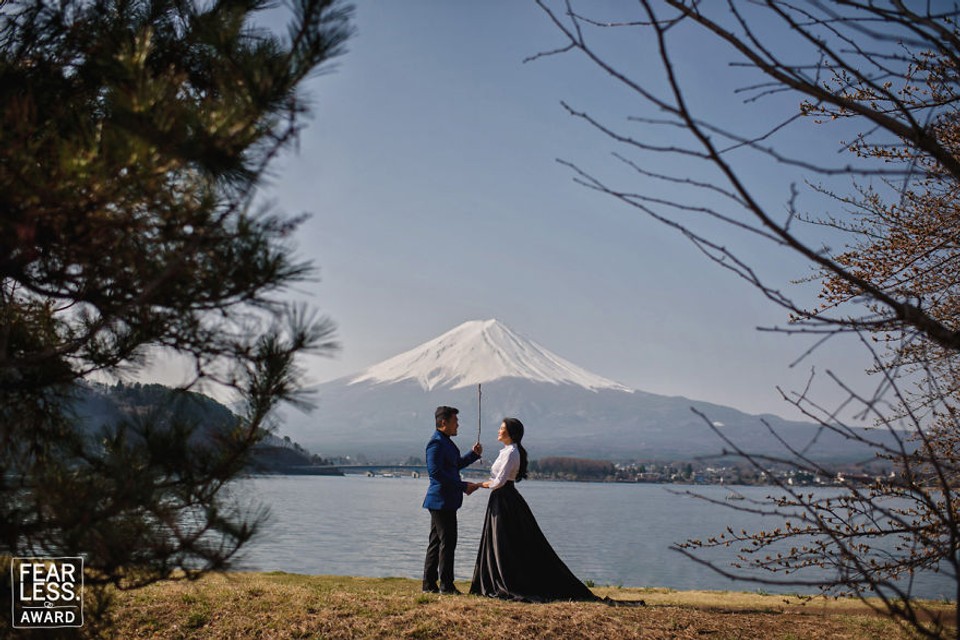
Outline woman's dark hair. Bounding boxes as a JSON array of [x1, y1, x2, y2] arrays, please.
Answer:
[[503, 417, 528, 482]]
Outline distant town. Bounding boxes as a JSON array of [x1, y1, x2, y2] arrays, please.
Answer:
[[309, 453, 896, 487]]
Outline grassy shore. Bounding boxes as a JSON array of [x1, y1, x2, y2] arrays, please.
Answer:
[[103, 572, 957, 639]]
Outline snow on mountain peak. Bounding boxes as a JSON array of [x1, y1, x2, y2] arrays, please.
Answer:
[[349, 319, 634, 393]]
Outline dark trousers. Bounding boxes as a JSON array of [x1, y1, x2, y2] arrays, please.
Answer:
[[423, 508, 458, 589]]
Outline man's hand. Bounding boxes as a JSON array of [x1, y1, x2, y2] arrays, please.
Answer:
[[465, 482, 480, 496], [472, 442, 483, 456]]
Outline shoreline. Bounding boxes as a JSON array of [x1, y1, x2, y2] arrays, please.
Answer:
[[321, 469, 875, 489]]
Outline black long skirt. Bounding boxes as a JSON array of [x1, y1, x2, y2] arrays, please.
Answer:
[[469, 481, 598, 602]]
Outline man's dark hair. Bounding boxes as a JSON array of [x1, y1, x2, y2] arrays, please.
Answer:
[[435, 406, 459, 429]]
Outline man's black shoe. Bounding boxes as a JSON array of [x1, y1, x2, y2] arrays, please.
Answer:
[[422, 584, 439, 594], [438, 586, 462, 595]]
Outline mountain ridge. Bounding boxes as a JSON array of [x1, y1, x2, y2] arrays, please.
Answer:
[[284, 320, 893, 462]]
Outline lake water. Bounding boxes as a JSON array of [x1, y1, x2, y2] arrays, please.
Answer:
[[232, 475, 955, 600]]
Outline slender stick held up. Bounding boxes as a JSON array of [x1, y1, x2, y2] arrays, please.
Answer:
[[477, 383, 482, 446]]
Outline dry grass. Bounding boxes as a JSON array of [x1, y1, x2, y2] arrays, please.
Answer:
[[105, 572, 955, 640]]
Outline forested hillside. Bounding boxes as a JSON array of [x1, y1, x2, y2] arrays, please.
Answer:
[[73, 382, 332, 473]]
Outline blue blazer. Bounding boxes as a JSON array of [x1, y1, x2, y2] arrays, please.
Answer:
[[422, 430, 480, 511]]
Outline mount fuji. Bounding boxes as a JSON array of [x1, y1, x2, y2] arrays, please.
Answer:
[[350, 319, 633, 393], [283, 319, 879, 461]]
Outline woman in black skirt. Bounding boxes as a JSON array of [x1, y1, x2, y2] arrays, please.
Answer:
[[468, 417, 598, 602]]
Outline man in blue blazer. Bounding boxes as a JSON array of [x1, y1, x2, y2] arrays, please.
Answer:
[[422, 405, 483, 594]]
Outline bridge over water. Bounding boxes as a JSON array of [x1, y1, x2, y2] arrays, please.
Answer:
[[335, 465, 488, 478], [253, 464, 488, 478]]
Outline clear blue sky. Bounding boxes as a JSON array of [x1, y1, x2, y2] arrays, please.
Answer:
[[212, 2, 883, 419]]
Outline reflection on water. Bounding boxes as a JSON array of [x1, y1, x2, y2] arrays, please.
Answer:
[[233, 475, 955, 599]]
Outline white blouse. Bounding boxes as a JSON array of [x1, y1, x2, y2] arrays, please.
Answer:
[[487, 443, 520, 490]]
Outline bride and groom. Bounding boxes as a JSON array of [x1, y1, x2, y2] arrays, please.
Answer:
[[422, 405, 597, 602]]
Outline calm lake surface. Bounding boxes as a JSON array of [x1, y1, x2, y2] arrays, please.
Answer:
[[233, 475, 955, 599]]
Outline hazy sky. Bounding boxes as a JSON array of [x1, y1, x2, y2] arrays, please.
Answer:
[[214, 1, 886, 420]]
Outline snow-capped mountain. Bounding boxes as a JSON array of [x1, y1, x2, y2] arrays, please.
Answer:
[[282, 320, 890, 461], [350, 319, 633, 393]]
